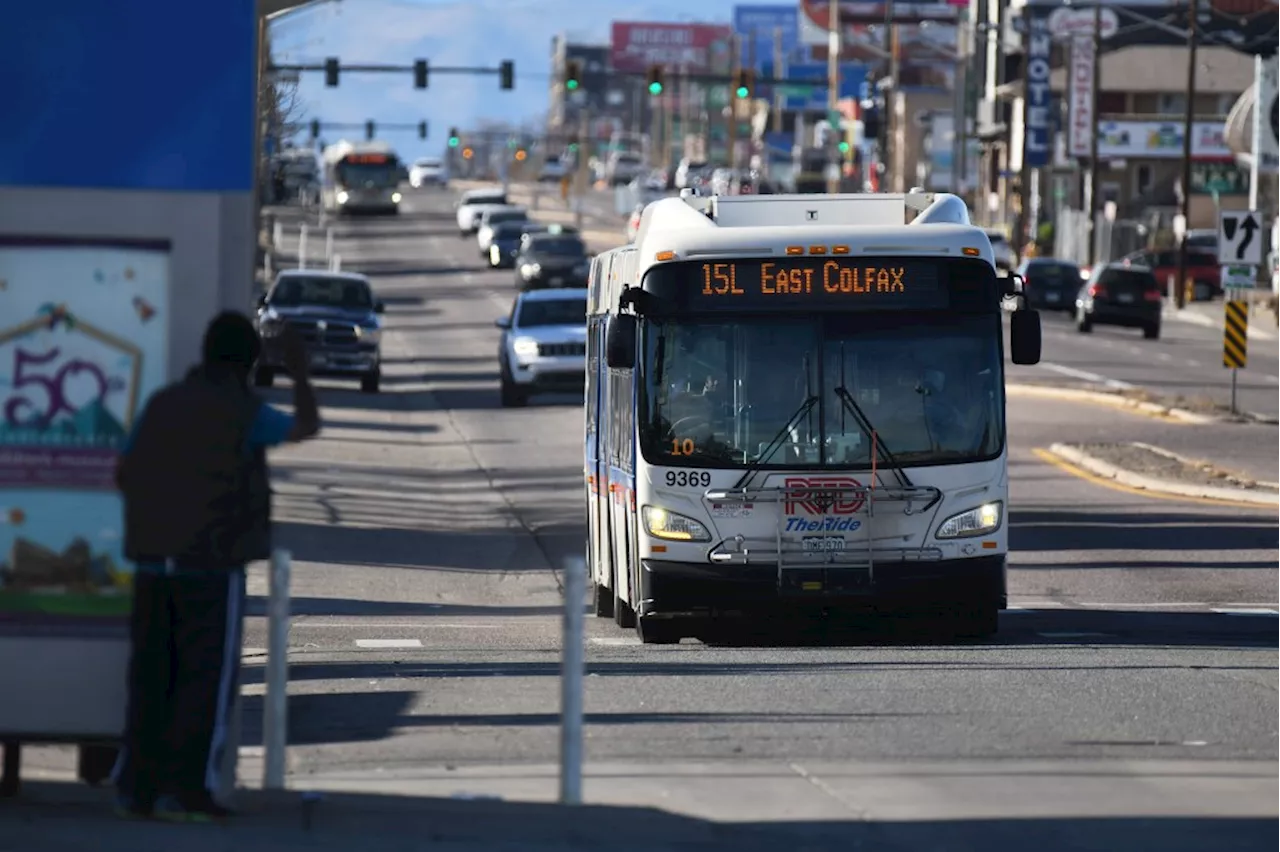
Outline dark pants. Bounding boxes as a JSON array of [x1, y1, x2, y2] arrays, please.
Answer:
[[113, 567, 246, 803]]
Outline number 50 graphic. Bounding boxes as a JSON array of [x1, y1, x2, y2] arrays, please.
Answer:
[[3, 346, 113, 427]]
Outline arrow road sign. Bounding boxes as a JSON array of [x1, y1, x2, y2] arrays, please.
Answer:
[[1218, 210, 1263, 266]]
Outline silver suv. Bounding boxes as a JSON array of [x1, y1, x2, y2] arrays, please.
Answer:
[[494, 289, 586, 407]]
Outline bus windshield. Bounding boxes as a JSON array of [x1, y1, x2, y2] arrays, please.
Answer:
[[336, 160, 400, 188], [639, 313, 1004, 469]]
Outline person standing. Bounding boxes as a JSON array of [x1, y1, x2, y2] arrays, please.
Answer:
[[112, 311, 320, 821]]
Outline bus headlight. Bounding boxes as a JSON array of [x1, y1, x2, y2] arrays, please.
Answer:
[[512, 337, 539, 357], [934, 501, 1003, 539], [642, 506, 711, 542], [336, 190, 349, 204]]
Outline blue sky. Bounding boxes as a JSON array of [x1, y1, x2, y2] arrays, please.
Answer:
[[271, 0, 746, 161]]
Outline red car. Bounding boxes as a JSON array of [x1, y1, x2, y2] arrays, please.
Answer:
[[1120, 249, 1221, 301]]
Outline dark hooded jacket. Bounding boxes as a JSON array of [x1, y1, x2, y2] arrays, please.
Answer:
[[120, 365, 272, 568]]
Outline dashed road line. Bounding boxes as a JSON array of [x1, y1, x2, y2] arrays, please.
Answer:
[[355, 638, 424, 649], [1037, 362, 1135, 390]]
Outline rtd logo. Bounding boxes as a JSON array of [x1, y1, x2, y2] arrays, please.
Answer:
[[783, 477, 864, 515]]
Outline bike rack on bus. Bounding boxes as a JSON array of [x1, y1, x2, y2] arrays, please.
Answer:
[[704, 482, 943, 591]]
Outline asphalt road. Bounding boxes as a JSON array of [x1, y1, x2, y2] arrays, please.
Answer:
[[195, 190, 1276, 846]]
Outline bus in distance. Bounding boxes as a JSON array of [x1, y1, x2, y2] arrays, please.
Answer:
[[584, 190, 1042, 644], [321, 140, 405, 216]]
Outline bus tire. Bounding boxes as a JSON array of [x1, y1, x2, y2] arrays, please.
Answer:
[[636, 616, 681, 645]]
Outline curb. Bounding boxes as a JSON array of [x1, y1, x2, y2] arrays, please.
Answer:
[[1046, 442, 1280, 507], [1005, 383, 1219, 424]]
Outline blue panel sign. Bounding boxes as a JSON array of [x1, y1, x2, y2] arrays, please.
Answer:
[[767, 63, 868, 112], [733, 5, 802, 71], [0, 0, 257, 192], [1023, 11, 1052, 168]]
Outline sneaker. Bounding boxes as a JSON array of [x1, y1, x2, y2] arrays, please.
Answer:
[[153, 792, 233, 823], [113, 793, 153, 820]]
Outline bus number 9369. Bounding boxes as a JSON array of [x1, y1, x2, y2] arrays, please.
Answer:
[[665, 470, 712, 488]]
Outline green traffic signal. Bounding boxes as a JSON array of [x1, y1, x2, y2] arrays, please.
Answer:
[[566, 79, 579, 90], [649, 82, 663, 95], [735, 85, 749, 98], [448, 137, 460, 148], [838, 141, 850, 153]]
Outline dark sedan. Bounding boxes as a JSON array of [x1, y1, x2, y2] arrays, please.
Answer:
[[514, 233, 590, 290], [1075, 263, 1163, 340], [488, 222, 581, 269], [1018, 258, 1081, 312], [255, 270, 385, 392]]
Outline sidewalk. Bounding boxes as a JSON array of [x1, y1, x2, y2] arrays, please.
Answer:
[[1163, 298, 1279, 341]]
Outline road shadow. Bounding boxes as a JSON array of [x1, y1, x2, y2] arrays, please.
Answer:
[[7, 780, 1274, 852], [244, 596, 563, 620], [1008, 507, 1278, 553]]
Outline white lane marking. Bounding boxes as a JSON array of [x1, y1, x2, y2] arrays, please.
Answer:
[[1210, 608, 1279, 617], [1037, 361, 1135, 390], [1157, 352, 1173, 361], [1186, 359, 1202, 367], [355, 638, 424, 648], [241, 647, 268, 656], [292, 622, 501, 629], [590, 637, 642, 646]]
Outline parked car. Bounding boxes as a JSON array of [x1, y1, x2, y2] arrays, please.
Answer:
[[1075, 263, 1163, 340], [514, 232, 591, 290], [1120, 248, 1220, 301], [495, 289, 587, 406], [408, 157, 447, 188], [1017, 258, 1081, 313], [455, 186, 508, 236], [476, 206, 529, 258], [255, 269, 385, 392]]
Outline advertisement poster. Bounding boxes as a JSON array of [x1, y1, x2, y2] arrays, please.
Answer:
[[0, 238, 169, 622]]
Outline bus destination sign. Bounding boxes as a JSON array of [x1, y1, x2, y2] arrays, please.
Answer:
[[345, 153, 390, 164], [643, 257, 971, 312]]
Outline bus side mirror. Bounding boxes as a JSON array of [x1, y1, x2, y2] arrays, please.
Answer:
[[1010, 308, 1042, 365], [605, 314, 636, 369]]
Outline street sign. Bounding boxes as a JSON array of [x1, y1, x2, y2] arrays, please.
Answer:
[[1221, 264, 1258, 290], [1223, 301, 1248, 369], [1256, 55, 1278, 174], [1217, 210, 1263, 265]]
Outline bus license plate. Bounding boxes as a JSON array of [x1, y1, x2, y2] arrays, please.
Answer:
[[802, 536, 845, 553]]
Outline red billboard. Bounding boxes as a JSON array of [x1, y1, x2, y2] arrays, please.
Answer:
[[610, 22, 734, 74]]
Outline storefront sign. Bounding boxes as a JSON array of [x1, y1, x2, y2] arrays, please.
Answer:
[[1068, 37, 1095, 159]]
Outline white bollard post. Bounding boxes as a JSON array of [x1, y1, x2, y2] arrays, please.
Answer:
[[559, 556, 586, 805], [272, 220, 283, 252], [324, 227, 334, 263], [297, 225, 309, 270], [263, 549, 291, 791], [330, 254, 341, 273]]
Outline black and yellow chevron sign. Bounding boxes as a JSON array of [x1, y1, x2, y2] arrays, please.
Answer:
[[1223, 301, 1248, 368]]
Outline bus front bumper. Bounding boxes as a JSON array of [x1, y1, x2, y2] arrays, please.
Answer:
[[637, 555, 1006, 617]]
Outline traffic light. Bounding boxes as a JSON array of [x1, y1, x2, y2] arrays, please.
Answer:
[[324, 57, 339, 87], [414, 59, 428, 89], [448, 127, 460, 148], [418, 121, 428, 140], [310, 119, 320, 139], [838, 140, 850, 155], [462, 147, 474, 160], [499, 60, 514, 90], [365, 120, 375, 140], [514, 149, 527, 161], [646, 65, 666, 96], [732, 68, 753, 99], [563, 59, 582, 91]]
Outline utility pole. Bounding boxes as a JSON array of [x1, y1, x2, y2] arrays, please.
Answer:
[[680, 65, 692, 163], [727, 35, 740, 170], [576, 111, 589, 229], [773, 27, 785, 134], [952, 14, 969, 197], [879, 0, 898, 192], [664, 82, 675, 171], [1173, 0, 1198, 310], [826, 0, 842, 194], [1086, 4, 1101, 267]]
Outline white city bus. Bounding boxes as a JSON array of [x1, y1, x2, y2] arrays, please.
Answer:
[[321, 140, 404, 215], [584, 190, 1042, 644]]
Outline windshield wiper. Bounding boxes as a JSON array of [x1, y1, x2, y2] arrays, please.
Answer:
[[831, 386, 914, 490], [733, 394, 820, 491]]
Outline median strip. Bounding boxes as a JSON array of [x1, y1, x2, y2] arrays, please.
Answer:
[[1036, 442, 1279, 508]]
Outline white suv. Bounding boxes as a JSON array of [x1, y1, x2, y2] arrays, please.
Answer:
[[494, 289, 586, 407], [409, 157, 447, 188]]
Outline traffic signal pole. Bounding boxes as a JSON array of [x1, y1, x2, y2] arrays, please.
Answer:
[[727, 36, 740, 170]]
